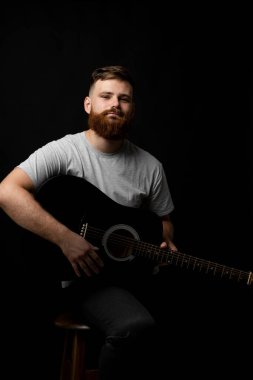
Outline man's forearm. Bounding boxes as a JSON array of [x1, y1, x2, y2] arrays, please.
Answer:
[[0, 184, 69, 248]]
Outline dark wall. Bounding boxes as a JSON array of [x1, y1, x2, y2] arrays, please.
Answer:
[[0, 4, 251, 379]]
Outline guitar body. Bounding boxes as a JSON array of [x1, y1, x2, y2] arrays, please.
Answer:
[[21, 175, 163, 281]]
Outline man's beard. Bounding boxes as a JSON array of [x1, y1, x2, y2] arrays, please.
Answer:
[[87, 108, 133, 140]]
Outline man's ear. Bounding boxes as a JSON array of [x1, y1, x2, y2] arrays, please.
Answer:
[[84, 96, 91, 114]]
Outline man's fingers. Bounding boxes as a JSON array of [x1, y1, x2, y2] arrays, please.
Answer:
[[88, 248, 104, 267]]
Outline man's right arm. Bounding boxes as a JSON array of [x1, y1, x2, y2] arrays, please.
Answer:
[[0, 167, 103, 276]]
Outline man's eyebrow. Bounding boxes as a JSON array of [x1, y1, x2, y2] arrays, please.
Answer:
[[99, 91, 132, 99]]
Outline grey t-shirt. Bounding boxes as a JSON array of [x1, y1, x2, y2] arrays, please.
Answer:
[[18, 131, 174, 216]]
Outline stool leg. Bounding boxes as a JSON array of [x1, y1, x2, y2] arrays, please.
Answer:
[[58, 328, 99, 380], [59, 330, 72, 380], [71, 332, 87, 380]]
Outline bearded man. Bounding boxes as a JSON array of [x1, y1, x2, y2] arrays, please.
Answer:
[[0, 65, 176, 380]]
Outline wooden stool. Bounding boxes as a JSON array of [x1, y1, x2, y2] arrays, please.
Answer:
[[54, 311, 99, 380]]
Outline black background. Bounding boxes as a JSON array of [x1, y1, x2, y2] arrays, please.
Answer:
[[0, 3, 252, 379]]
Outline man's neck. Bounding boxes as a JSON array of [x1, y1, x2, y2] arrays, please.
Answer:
[[85, 129, 124, 153]]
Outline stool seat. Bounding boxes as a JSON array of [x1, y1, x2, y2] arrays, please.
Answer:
[[55, 311, 92, 331], [54, 311, 99, 380]]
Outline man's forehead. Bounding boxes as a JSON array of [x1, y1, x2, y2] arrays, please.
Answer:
[[93, 79, 133, 96]]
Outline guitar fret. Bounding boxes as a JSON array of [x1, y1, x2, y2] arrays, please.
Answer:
[[141, 245, 250, 286]]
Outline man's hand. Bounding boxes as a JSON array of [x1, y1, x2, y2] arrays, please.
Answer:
[[60, 230, 104, 277]]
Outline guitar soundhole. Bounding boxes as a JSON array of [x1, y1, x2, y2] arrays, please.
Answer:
[[102, 224, 140, 262]]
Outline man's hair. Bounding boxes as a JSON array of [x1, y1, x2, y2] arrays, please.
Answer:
[[89, 65, 135, 92]]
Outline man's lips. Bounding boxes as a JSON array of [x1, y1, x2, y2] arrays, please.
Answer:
[[106, 112, 121, 118]]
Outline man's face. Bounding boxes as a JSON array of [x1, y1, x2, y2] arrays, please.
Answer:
[[84, 79, 134, 140]]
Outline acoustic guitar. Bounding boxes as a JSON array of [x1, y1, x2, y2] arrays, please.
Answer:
[[21, 175, 253, 287]]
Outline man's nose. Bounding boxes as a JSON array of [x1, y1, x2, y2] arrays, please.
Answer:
[[111, 97, 120, 108]]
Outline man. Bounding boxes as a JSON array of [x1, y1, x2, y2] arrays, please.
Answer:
[[0, 65, 176, 379]]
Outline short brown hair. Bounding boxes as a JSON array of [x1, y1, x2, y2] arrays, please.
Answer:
[[89, 65, 135, 92]]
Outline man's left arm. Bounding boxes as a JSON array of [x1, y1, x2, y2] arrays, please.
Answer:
[[160, 214, 177, 251]]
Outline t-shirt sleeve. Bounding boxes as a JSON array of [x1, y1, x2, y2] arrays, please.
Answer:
[[17, 140, 68, 189], [148, 165, 174, 217]]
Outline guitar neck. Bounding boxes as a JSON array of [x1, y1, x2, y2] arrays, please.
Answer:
[[134, 241, 253, 287]]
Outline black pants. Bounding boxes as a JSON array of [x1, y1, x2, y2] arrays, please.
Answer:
[[60, 270, 253, 380], [61, 274, 166, 380]]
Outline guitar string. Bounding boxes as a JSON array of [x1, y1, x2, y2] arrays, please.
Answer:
[[82, 225, 251, 282], [86, 226, 249, 276]]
